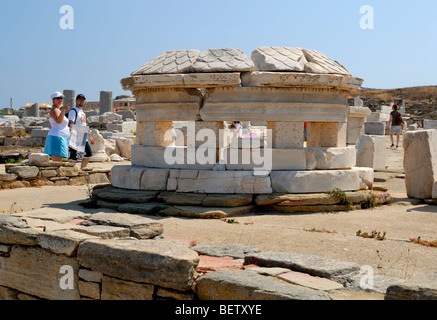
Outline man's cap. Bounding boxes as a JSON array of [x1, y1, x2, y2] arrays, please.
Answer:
[[51, 92, 64, 99], [76, 94, 86, 100]]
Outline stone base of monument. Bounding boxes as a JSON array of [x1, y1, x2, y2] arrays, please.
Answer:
[[92, 184, 392, 219], [110, 165, 374, 194]]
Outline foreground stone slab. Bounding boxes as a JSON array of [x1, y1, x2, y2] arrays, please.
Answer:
[[277, 271, 344, 291], [385, 272, 437, 300], [195, 270, 330, 300], [37, 229, 100, 256], [0, 246, 80, 300], [0, 216, 40, 246], [77, 239, 199, 291], [192, 244, 261, 259], [245, 252, 360, 280], [13, 208, 91, 224], [71, 225, 131, 240], [82, 212, 163, 239]]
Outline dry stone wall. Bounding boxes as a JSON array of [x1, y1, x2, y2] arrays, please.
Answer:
[[0, 153, 110, 190], [1, 211, 434, 301]]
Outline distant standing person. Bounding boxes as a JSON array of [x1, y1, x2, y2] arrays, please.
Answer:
[[68, 94, 95, 169], [387, 104, 404, 148], [44, 92, 70, 161]]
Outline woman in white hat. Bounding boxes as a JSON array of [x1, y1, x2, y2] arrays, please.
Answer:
[[44, 92, 71, 161]]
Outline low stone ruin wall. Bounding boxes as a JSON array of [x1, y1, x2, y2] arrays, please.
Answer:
[[1, 212, 436, 301], [0, 154, 110, 190]]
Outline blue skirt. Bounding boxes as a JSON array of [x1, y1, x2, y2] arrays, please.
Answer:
[[390, 125, 402, 133], [44, 135, 69, 158]]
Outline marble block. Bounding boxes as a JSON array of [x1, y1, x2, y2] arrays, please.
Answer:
[[190, 48, 254, 73], [135, 88, 202, 122], [131, 49, 200, 75]]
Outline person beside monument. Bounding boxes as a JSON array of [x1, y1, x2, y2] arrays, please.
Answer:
[[68, 94, 95, 169], [387, 104, 404, 148], [44, 92, 71, 161]]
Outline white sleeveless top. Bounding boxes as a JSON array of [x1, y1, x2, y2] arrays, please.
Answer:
[[48, 115, 70, 140]]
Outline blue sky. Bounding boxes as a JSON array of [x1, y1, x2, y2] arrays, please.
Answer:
[[0, 0, 436, 108]]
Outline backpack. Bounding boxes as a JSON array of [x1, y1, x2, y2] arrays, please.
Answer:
[[66, 108, 78, 127]]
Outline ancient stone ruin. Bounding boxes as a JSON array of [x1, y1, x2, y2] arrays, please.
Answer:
[[111, 47, 373, 198]]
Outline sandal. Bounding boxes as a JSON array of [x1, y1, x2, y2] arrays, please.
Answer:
[[391, 144, 394, 148]]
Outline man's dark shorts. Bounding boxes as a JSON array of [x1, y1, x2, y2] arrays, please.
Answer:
[[69, 142, 92, 161]]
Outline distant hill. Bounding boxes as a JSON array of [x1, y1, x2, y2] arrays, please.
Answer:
[[350, 86, 437, 103]]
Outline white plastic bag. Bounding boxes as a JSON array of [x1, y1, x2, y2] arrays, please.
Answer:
[[70, 124, 90, 153]]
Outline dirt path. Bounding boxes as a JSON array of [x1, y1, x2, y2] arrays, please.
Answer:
[[1, 137, 437, 281]]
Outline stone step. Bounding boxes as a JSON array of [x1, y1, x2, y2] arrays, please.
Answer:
[[92, 186, 392, 219]]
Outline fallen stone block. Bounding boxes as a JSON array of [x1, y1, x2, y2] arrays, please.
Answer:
[[77, 239, 199, 291], [195, 270, 330, 300], [244, 251, 360, 280]]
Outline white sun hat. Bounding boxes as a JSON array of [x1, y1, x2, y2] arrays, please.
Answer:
[[51, 91, 64, 99]]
